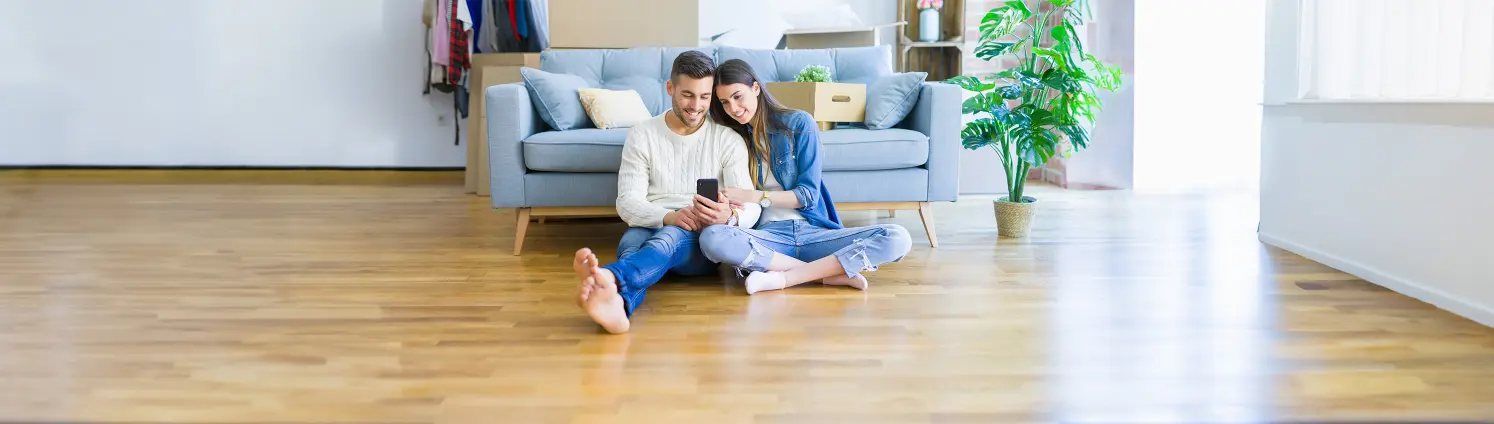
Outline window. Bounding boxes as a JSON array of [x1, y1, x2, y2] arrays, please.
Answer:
[[1297, 0, 1494, 101]]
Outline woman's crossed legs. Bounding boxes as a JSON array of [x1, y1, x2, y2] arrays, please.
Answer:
[[700, 220, 913, 294]]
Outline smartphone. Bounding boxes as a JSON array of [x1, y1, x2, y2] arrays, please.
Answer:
[[695, 178, 719, 203]]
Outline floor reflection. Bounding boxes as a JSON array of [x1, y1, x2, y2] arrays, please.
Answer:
[[1050, 195, 1275, 422]]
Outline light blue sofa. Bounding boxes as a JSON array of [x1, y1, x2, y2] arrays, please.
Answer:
[[486, 45, 960, 254]]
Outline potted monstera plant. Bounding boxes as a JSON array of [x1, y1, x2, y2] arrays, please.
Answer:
[[946, 0, 1122, 238]]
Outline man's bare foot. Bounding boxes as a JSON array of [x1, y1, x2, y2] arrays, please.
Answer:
[[573, 248, 599, 306], [582, 267, 630, 334], [573, 248, 599, 277], [823, 274, 868, 290]]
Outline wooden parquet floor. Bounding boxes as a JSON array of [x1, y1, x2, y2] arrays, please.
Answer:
[[2, 170, 1493, 423]]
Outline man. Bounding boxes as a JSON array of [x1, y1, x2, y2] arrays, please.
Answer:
[[573, 51, 760, 334]]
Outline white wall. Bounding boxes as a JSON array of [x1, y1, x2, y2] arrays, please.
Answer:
[[1064, 0, 1135, 190], [0, 0, 465, 167], [1258, 0, 1494, 327]]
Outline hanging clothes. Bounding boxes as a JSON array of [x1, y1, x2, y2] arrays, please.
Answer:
[[506, 0, 519, 41], [447, 0, 470, 86], [514, 0, 528, 39], [477, 0, 500, 53], [432, 0, 450, 66], [467, 0, 484, 52], [524, 0, 549, 52], [450, 0, 473, 144]]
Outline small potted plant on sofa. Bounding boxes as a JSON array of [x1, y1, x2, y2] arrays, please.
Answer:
[[945, 0, 1122, 238]]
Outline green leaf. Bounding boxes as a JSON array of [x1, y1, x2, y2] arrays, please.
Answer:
[[995, 69, 1044, 89], [1049, 0, 1075, 7], [961, 92, 1001, 116], [1032, 47, 1067, 70], [1004, 0, 1033, 19], [1065, 20, 1086, 55], [979, 8, 1020, 39], [1058, 124, 1089, 150], [946, 75, 994, 92], [1040, 69, 1079, 92], [960, 118, 1004, 151], [975, 40, 1022, 61], [996, 84, 1023, 99], [1025, 108, 1059, 127], [1004, 106, 1033, 128], [1050, 23, 1081, 69], [1050, 25, 1071, 49]]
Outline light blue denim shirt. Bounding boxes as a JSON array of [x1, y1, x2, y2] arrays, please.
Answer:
[[747, 110, 843, 230]]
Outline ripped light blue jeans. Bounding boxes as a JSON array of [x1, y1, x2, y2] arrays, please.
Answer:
[[698, 220, 913, 279]]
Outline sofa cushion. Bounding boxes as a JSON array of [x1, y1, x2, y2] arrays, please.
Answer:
[[522, 128, 628, 172], [716, 45, 892, 84], [540, 48, 714, 118], [520, 67, 592, 131], [820, 128, 929, 171], [524, 127, 929, 173], [864, 72, 928, 129]]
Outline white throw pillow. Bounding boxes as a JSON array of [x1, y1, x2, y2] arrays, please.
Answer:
[[577, 88, 652, 129]]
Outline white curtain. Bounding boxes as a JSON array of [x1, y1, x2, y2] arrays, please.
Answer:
[[1298, 0, 1494, 101]]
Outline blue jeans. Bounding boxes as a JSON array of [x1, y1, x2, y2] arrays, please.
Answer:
[[698, 220, 913, 279], [600, 226, 716, 317]]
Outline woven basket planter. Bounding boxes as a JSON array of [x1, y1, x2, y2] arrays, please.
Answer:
[[994, 197, 1037, 238]]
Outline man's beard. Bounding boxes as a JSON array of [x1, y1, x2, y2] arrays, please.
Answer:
[[673, 106, 706, 128]]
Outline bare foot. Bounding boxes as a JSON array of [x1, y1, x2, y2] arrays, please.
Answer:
[[573, 248, 599, 306], [823, 274, 868, 290], [582, 267, 630, 334], [573, 248, 599, 277]]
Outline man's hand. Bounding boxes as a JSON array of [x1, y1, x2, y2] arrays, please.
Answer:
[[694, 193, 732, 226], [663, 209, 700, 231]]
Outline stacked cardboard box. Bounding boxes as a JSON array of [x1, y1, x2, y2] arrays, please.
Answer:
[[548, 0, 703, 48], [466, 53, 540, 196]]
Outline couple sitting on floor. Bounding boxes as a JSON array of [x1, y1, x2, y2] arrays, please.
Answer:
[[572, 51, 913, 334]]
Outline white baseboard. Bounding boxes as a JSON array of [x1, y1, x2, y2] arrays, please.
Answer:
[[1258, 232, 1494, 328]]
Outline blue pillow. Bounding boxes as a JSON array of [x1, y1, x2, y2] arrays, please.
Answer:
[[863, 72, 927, 130], [520, 67, 592, 131]]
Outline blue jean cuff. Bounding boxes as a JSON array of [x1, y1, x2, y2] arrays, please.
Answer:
[[833, 237, 881, 279], [731, 237, 775, 276]]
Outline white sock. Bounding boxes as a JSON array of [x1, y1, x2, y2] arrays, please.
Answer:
[[745, 271, 787, 295]]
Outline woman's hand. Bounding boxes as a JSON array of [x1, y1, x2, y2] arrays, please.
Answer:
[[721, 187, 758, 205]]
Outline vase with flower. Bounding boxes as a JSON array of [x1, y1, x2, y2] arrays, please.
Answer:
[[917, 0, 943, 42]]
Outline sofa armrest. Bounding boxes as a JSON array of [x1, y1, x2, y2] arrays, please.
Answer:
[[486, 83, 541, 208], [900, 82, 962, 202]]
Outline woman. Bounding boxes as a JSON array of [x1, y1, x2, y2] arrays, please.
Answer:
[[698, 59, 912, 294]]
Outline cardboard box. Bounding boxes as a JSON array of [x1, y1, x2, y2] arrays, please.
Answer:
[[765, 82, 867, 124], [466, 53, 540, 196], [548, 0, 701, 48], [783, 22, 905, 49], [468, 53, 539, 119]]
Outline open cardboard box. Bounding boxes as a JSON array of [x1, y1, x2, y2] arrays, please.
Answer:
[[765, 82, 867, 128]]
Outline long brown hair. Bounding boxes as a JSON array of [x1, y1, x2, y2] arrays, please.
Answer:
[[709, 59, 797, 189]]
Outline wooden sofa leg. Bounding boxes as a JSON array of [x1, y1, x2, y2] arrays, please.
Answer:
[[917, 202, 938, 248], [514, 208, 532, 256]]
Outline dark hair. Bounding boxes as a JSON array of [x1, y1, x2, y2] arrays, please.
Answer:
[[709, 59, 798, 188], [671, 50, 715, 82]]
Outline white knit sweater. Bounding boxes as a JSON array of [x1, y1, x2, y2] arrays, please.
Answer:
[[615, 113, 761, 229]]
